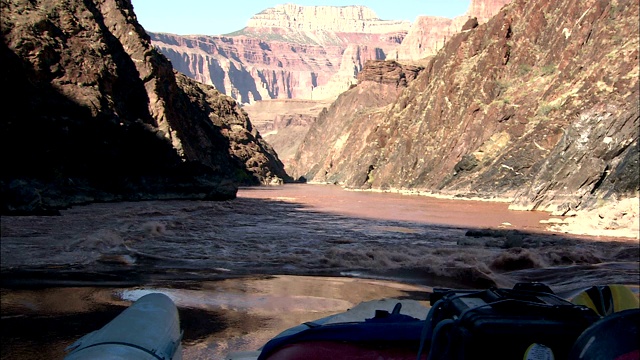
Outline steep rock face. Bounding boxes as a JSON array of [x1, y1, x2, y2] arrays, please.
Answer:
[[242, 98, 334, 169], [153, 33, 393, 104], [388, 0, 511, 61], [291, 60, 424, 183], [356, 59, 423, 86], [148, 5, 409, 104], [247, 4, 409, 33], [149, 2, 507, 168], [387, 16, 467, 62], [468, 0, 513, 23], [1, 0, 288, 214], [291, 0, 639, 215], [171, 73, 290, 185]]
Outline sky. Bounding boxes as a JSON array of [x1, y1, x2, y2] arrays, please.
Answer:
[[130, 0, 471, 36]]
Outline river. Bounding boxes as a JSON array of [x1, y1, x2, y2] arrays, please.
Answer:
[[1, 184, 638, 359]]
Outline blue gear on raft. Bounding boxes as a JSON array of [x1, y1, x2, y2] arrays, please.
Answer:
[[64, 283, 639, 360]]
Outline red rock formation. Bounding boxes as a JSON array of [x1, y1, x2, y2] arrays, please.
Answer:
[[290, 60, 424, 182], [389, 0, 512, 61], [291, 0, 639, 216], [468, 0, 513, 22], [149, 2, 512, 103], [387, 16, 466, 61], [355, 60, 423, 88], [149, 5, 410, 104], [148, 2, 512, 168], [246, 4, 410, 33]]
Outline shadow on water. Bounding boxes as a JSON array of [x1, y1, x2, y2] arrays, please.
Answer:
[[1, 303, 125, 360], [1, 193, 637, 289], [0, 291, 229, 359]]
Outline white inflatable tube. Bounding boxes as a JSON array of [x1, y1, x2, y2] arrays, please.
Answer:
[[64, 293, 183, 360]]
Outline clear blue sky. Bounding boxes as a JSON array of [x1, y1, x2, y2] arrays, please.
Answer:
[[130, 1, 471, 36]]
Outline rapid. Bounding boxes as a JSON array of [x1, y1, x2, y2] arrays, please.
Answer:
[[2, 184, 638, 359]]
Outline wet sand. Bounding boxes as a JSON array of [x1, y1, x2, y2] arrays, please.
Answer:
[[1, 184, 638, 359]]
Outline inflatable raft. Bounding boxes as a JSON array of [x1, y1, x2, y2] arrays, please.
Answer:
[[64, 283, 638, 360], [64, 293, 183, 360], [228, 283, 639, 360]]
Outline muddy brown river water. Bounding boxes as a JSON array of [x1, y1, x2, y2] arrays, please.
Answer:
[[1, 184, 638, 359]]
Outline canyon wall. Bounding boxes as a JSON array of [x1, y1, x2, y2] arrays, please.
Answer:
[[146, 1, 512, 162], [149, 2, 511, 104], [388, 0, 512, 61], [149, 5, 409, 104], [246, 4, 410, 33], [290, 0, 639, 218], [1, 0, 289, 214]]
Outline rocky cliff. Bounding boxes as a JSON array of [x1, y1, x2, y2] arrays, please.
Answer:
[[241, 99, 334, 170], [246, 4, 409, 34], [147, 1, 511, 168], [1, 0, 288, 214], [291, 60, 424, 181], [148, 2, 512, 106], [147, 5, 409, 104], [291, 0, 638, 220], [388, 0, 512, 61], [467, 0, 513, 23]]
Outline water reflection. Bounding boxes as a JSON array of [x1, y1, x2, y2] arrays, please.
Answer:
[[1, 276, 430, 360], [1, 184, 638, 359]]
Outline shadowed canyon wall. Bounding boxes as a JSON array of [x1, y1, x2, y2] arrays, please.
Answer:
[[1, 0, 289, 214], [144, 1, 512, 167]]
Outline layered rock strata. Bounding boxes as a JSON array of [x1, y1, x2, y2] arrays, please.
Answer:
[[247, 4, 409, 33], [291, 0, 639, 219], [148, 1, 512, 168], [388, 0, 512, 61], [148, 5, 410, 104]]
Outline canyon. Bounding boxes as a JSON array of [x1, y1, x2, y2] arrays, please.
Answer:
[[146, 1, 511, 169], [149, 1, 511, 105], [1, 0, 638, 238], [1, 3, 638, 358], [148, 5, 409, 105], [289, 0, 639, 237]]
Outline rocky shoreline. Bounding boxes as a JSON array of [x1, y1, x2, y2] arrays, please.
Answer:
[[314, 183, 640, 240]]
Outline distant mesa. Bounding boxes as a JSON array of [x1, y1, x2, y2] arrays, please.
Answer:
[[245, 4, 411, 34], [148, 1, 510, 107]]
